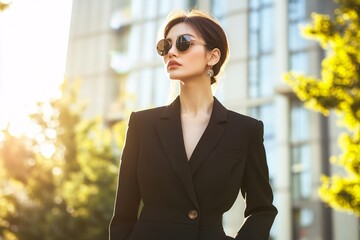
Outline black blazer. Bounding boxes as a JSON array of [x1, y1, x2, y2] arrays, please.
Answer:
[[109, 96, 277, 240]]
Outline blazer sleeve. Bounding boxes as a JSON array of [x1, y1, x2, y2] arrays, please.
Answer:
[[109, 112, 141, 240], [236, 120, 277, 240]]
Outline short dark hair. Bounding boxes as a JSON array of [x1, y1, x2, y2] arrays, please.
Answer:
[[163, 9, 230, 85]]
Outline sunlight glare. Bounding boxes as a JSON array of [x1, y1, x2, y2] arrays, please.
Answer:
[[40, 142, 56, 158], [0, 131, 4, 142], [0, 0, 73, 135], [52, 166, 62, 176]]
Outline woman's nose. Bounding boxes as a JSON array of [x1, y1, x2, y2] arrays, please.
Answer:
[[167, 43, 177, 57]]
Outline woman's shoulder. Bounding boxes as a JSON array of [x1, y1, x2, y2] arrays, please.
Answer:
[[131, 105, 167, 120], [214, 97, 260, 126], [131, 97, 180, 120], [225, 110, 264, 139], [227, 109, 260, 123]]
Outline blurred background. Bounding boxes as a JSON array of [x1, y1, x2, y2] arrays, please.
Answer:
[[0, 0, 359, 240]]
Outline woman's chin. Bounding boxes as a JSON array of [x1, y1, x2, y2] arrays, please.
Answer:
[[167, 73, 182, 81]]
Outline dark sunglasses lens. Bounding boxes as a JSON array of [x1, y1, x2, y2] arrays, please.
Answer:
[[157, 39, 171, 56], [176, 35, 191, 52]]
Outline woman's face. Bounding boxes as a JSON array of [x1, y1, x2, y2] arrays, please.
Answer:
[[162, 23, 210, 82]]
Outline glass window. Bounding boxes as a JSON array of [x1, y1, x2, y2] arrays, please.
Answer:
[[116, 26, 130, 53], [248, 59, 259, 98], [173, 0, 191, 10], [291, 145, 312, 200], [144, 0, 158, 19], [250, 0, 260, 9], [248, 104, 277, 184], [290, 100, 311, 200], [211, 0, 227, 18], [262, 0, 273, 5], [288, 3, 319, 238], [249, 32, 259, 57], [259, 54, 274, 96], [249, 9, 259, 58], [159, 0, 189, 16], [143, 21, 157, 61], [266, 137, 277, 184], [259, 104, 275, 139], [260, 6, 273, 53], [248, 0, 274, 98], [138, 69, 152, 108], [248, 105, 275, 140], [288, 0, 311, 75], [289, 0, 306, 21], [292, 208, 314, 240], [159, 0, 171, 16], [289, 19, 309, 51], [290, 51, 309, 75], [153, 67, 171, 105], [290, 100, 310, 142], [249, 10, 259, 30], [116, 0, 131, 9]]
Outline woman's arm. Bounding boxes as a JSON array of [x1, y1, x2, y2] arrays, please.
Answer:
[[109, 112, 141, 240], [236, 120, 278, 240]]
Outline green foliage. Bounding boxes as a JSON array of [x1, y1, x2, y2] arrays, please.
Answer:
[[0, 80, 126, 239], [284, 0, 360, 216]]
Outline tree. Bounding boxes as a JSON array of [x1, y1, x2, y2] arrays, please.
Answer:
[[0, 1, 11, 12], [285, 0, 360, 216], [0, 80, 126, 239]]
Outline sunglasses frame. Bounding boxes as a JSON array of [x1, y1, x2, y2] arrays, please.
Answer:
[[156, 34, 208, 56]]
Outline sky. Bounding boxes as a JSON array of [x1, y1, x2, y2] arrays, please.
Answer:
[[0, 0, 73, 136]]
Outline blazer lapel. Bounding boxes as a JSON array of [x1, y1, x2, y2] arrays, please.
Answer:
[[156, 96, 199, 208], [188, 97, 227, 175]]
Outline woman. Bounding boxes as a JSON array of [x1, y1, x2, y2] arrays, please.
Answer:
[[109, 9, 277, 240]]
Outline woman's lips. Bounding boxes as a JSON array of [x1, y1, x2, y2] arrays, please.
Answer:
[[167, 60, 182, 69]]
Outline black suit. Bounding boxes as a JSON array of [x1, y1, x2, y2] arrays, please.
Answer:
[[109, 96, 277, 240]]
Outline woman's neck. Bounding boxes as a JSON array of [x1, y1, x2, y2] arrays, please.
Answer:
[[179, 79, 214, 116]]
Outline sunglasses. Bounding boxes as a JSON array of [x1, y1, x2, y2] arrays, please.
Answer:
[[156, 34, 208, 56]]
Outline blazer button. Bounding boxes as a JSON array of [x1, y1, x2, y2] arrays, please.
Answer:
[[188, 210, 198, 220]]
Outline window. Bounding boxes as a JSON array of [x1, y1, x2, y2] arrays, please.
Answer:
[[115, 0, 130, 9], [248, 104, 276, 183], [248, 0, 275, 98], [288, 0, 311, 73], [292, 207, 314, 240], [290, 99, 315, 240], [290, 100, 311, 200], [211, 0, 227, 19], [291, 145, 311, 199], [115, 26, 130, 53]]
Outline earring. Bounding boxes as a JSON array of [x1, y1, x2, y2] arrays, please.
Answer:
[[207, 68, 214, 78]]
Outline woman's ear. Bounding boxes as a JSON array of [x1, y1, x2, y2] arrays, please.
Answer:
[[207, 48, 221, 66]]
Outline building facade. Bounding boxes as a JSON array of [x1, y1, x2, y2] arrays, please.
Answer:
[[65, 0, 359, 239]]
